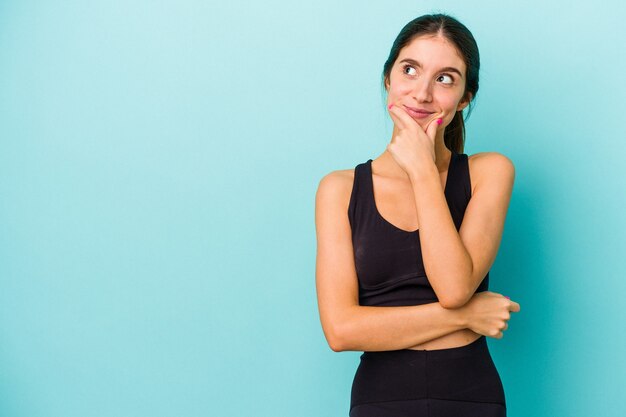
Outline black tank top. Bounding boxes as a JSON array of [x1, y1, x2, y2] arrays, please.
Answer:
[[347, 150, 490, 307]]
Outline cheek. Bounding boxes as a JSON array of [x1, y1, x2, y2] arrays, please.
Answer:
[[389, 82, 413, 98], [439, 95, 462, 112]]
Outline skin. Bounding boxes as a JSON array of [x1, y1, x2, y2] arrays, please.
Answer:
[[315, 34, 520, 352], [383, 34, 468, 180]]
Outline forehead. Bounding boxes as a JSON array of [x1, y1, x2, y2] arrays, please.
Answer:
[[397, 35, 466, 72]]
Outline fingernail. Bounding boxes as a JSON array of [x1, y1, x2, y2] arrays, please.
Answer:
[[436, 118, 443, 125], [505, 296, 510, 299], [388, 104, 394, 109]]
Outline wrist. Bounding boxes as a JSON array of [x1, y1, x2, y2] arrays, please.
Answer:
[[452, 304, 471, 329], [408, 161, 438, 185]]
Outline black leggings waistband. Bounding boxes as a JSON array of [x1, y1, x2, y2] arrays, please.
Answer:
[[351, 336, 506, 411]]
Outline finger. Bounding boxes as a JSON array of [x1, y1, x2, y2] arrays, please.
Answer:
[[388, 104, 417, 131], [426, 114, 444, 142], [396, 104, 425, 131], [509, 301, 521, 312], [388, 103, 420, 131], [387, 104, 408, 130]]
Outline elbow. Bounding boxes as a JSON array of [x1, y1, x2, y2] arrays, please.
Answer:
[[439, 296, 464, 309], [328, 336, 345, 352], [438, 289, 472, 309], [322, 307, 359, 352], [438, 264, 475, 309], [325, 322, 349, 352], [329, 332, 351, 352]]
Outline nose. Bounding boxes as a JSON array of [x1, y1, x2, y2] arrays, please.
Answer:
[[412, 77, 433, 103]]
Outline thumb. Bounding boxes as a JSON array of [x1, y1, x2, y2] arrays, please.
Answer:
[[426, 115, 443, 142]]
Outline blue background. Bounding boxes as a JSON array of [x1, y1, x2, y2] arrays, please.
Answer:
[[1, 1, 624, 416]]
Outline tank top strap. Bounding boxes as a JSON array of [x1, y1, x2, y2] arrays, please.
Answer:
[[446, 151, 471, 201], [347, 159, 374, 230], [445, 151, 472, 230]]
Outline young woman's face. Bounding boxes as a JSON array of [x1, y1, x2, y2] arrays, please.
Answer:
[[385, 35, 471, 129]]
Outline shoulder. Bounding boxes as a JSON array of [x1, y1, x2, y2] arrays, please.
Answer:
[[315, 168, 355, 211], [467, 151, 515, 176], [467, 152, 515, 193]]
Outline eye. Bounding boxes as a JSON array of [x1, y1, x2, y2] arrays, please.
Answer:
[[402, 64, 455, 85], [402, 64, 417, 76], [438, 74, 455, 84]]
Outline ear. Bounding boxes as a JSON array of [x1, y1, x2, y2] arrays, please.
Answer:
[[456, 92, 473, 111]]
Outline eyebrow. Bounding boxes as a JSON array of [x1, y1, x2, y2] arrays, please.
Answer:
[[398, 58, 463, 78]]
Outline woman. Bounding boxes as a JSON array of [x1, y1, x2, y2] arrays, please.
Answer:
[[314, 13, 521, 416]]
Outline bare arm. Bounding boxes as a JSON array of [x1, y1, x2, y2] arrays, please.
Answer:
[[315, 170, 469, 352], [322, 303, 467, 352], [407, 152, 515, 308]]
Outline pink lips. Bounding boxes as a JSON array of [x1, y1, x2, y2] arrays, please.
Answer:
[[403, 105, 434, 119]]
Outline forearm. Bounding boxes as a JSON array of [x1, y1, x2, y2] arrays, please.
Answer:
[[409, 163, 473, 306], [335, 302, 467, 352]]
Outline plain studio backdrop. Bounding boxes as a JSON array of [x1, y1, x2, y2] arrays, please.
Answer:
[[1, 1, 624, 416]]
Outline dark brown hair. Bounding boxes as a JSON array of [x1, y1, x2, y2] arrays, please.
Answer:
[[381, 13, 480, 154]]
